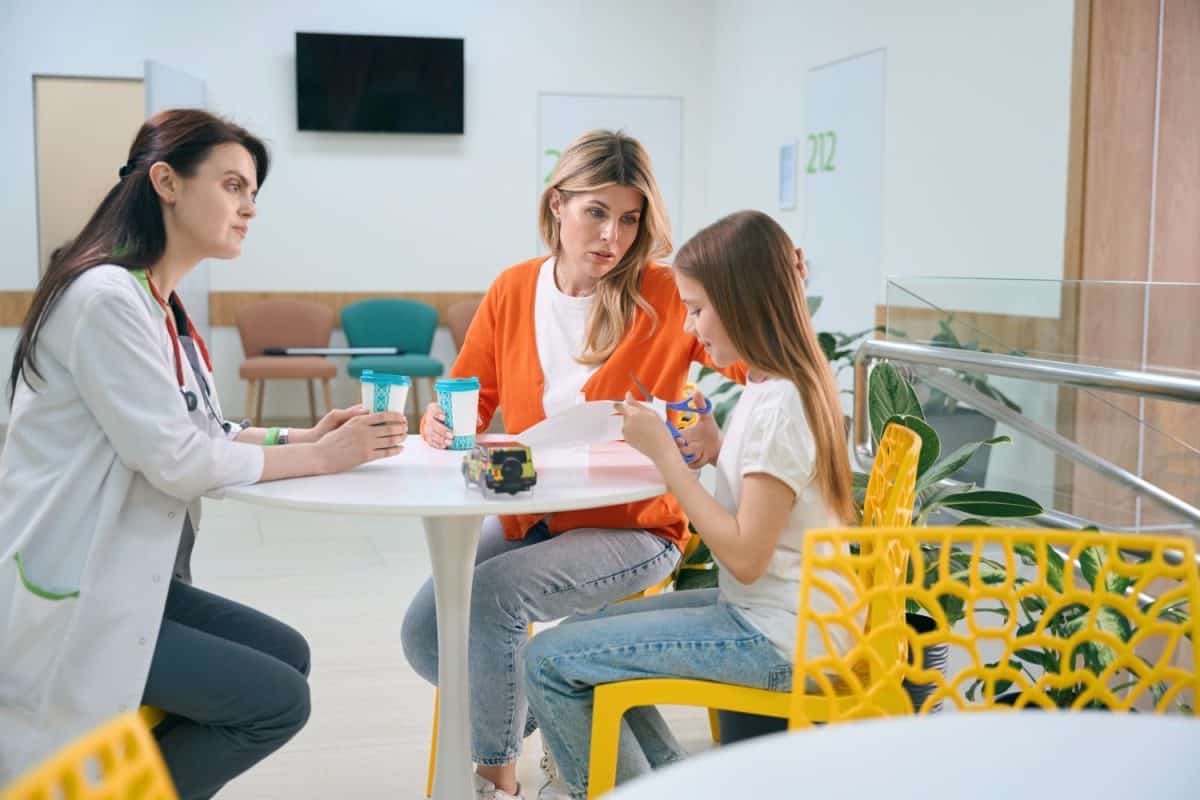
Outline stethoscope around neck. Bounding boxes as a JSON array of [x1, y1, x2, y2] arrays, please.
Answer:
[[141, 273, 232, 433]]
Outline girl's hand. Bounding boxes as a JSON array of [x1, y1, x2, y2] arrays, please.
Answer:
[[675, 389, 721, 469], [616, 392, 677, 466], [317, 411, 407, 473], [420, 401, 453, 449], [294, 404, 368, 444]]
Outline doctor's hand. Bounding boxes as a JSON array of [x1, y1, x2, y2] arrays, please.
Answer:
[[317, 411, 407, 473], [292, 405, 369, 445], [420, 401, 453, 449]]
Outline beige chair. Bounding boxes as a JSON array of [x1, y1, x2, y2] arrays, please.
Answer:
[[445, 297, 482, 352], [236, 299, 337, 426]]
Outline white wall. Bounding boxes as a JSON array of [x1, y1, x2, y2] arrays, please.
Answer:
[[0, 0, 717, 422], [0, 1, 1077, 429], [703, 0, 1075, 310], [701, 0, 1075, 504]]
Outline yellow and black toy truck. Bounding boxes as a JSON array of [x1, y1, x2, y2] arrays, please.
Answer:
[[461, 442, 537, 496]]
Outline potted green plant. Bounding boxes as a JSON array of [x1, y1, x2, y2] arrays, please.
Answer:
[[965, 536, 1194, 711], [688, 360, 1043, 740]]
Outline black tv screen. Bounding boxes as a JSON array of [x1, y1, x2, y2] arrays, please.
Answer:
[[296, 32, 464, 134]]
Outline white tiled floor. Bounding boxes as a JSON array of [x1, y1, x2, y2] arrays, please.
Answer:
[[192, 498, 714, 799]]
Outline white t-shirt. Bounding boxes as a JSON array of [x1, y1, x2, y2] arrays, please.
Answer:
[[534, 257, 600, 417], [713, 376, 857, 658]]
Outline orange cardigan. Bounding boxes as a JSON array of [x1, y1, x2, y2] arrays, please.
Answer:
[[452, 256, 745, 548]]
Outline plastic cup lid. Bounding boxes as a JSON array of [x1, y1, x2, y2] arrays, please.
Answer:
[[435, 377, 481, 391], [360, 369, 411, 386]]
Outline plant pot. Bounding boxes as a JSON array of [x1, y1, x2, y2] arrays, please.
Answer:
[[921, 406, 997, 486], [902, 612, 947, 713], [717, 614, 948, 744]]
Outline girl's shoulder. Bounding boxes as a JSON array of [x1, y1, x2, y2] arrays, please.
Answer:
[[743, 376, 807, 416]]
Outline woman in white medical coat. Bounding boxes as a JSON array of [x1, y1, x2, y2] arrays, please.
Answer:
[[0, 109, 407, 798]]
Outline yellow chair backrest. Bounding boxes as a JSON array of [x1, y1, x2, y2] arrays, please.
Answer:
[[857, 423, 921, 637], [3, 711, 177, 800], [862, 423, 922, 529], [792, 526, 1200, 726]]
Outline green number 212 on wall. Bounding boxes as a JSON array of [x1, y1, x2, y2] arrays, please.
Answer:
[[806, 131, 837, 174]]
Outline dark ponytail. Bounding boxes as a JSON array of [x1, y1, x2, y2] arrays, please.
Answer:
[[8, 108, 268, 402]]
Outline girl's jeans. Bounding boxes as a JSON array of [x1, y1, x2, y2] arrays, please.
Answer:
[[523, 588, 793, 797]]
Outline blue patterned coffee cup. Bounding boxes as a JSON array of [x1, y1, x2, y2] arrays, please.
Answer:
[[359, 370, 411, 413], [435, 377, 481, 450]]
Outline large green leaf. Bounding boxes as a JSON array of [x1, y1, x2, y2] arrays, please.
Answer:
[[883, 414, 940, 477], [868, 363, 923, 443], [684, 539, 712, 566], [1079, 544, 1136, 595], [818, 332, 838, 361], [852, 471, 870, 508], [1013, 543, 1065, 594], [674, 566, 719, 591], [1097, 605, 1135, 643], [713, 396, 740, 429], [807, 295, 823, 317], [937, 491, 1043, 518], [915, 436, 1011, 495]]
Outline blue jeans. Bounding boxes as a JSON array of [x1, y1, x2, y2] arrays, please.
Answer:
[[400, 517, 679, 765], [523, 588, 793, 798]]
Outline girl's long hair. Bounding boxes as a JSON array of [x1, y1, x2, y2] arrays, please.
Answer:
[[675, 210, 855, 522]]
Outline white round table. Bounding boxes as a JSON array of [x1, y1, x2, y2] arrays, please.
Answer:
[[605, 712, 1200, 799], [222, 438, 666, 800]]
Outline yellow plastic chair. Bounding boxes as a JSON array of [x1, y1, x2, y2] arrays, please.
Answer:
[[138, 707, 166, 729], [423, 535, 702, 797], [585, 423, 922, 797], [2, 711, 177, 800], [792, 526, 1200, 723]]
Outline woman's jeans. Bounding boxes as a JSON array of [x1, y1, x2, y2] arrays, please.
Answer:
[[523, 588, 794, 798], [400, 516, 679, 766], [142, 580, 312, 800]]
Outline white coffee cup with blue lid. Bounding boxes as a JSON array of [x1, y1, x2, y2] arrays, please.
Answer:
[[360, 370, 411, 414], [435, 376, 481, 450]]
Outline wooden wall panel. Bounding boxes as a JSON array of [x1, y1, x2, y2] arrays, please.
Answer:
[[209, 291, 486, 328], [0, 292, 34, 327], [0, 290, 485, 328], [1142, 0, 1200, 527], [1071, 0, 1160, 527]]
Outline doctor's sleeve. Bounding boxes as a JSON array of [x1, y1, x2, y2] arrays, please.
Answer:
[[69, 289, 264, 501]]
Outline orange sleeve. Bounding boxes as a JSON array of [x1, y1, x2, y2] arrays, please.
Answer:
[[450, 285, 501, 433]]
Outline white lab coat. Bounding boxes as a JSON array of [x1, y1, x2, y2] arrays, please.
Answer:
[[0, 265, 264, 779]]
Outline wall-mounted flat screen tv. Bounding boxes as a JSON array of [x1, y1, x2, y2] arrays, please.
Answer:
[[296, 32, 464, 133]]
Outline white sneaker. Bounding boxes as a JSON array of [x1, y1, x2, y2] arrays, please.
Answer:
[[537, 747, 574, 800], [473, 772, 525, 800]]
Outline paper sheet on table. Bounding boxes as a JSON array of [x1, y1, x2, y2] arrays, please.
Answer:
[[517, 401, 627, 450]]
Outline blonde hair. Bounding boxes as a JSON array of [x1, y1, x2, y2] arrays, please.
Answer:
[[538, 130, 672, 364], [674, 211, 855, 523]]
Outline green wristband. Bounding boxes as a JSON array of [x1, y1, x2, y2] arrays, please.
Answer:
[[264, 427, 281, 446]]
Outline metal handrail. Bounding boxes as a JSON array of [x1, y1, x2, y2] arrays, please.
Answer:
[[851, 340, 1200, 528], [858, 340, 1200, 403]]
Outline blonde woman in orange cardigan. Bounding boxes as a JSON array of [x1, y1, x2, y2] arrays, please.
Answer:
[[402, 130, 742, 799]]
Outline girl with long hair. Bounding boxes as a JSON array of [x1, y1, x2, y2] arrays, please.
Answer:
[[523, 210, 854, 798]]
